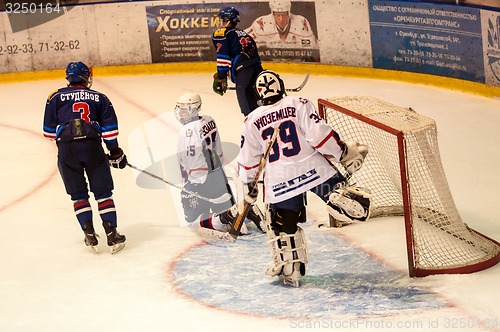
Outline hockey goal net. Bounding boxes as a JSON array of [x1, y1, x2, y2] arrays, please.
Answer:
[[318, 96, 500, 277]]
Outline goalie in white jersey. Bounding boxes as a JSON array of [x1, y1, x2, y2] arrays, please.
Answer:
[[236, 70, 372, 287], [245, 0, 318, 49]]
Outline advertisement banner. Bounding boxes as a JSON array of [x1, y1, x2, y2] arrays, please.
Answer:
[[416, 0, 499, 10], [483, 11, 500, 86], [146, 3, 218, 63], [369, 0, 484, 82], [146, 2, 320, 64]]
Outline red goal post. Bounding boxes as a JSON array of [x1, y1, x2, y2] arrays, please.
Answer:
[[317, 96, 500, 277]]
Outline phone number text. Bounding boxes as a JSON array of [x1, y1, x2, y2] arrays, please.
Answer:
[[0, 40, 80, 55]]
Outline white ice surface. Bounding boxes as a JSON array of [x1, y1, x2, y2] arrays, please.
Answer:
[[0, 73, 499, 332]]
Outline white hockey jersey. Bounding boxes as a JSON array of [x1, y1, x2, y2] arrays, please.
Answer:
[[245, 13, 318, 49], [237, 96, 344, 203], [177, 115, 224, 185]]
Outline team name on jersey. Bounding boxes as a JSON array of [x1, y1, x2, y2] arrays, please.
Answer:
[[272, 168, 320, 197], [200, 120, 216, 136], [59, 91, 100, 102], [253, 107, 296, 130], [235, 30, 248, 37]]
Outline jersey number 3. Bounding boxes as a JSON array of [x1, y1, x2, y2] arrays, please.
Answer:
[[73, 102, 91, 123]]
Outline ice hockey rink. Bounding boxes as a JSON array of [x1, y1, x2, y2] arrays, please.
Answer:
[[1, 70, 499, 332]]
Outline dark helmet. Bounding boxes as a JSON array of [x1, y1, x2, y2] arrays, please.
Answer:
[[218, 7, 240, 25], [66, 61, 92, 87], [254, 70, 286, 105]]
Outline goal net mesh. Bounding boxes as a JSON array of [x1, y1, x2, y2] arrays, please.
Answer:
[[319, 96, 499, 276]]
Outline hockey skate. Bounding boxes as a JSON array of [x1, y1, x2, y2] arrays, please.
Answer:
[[218, 204, 238, 230], [196, 205, 238, 242], [266, 256, 306, 287], [326, 185, 372, 228], [103, 222, 126, 254], [82, 222, 99, 254], [218, 204, 250, 234], [246, 204, 265, 233], [280, 262, 305, 287]]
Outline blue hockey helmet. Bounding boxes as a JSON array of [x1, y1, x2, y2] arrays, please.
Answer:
[[218, 7, 240, 25], [66, 61, 92, 87]]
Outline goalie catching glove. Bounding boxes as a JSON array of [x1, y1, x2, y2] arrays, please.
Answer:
[[212, 73, 228, 96], [108, 148, 127, 169], [338, 141, 368, 174]]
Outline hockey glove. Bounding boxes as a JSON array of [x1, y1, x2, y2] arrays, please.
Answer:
[[108, 148, 128, 169], [212, 73, 228, 96], [244, 182, 258, 204], [340, 141, 368, 175]]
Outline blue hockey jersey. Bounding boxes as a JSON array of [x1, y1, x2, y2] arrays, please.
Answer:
[[43, 86, 120, 151], [212, 27, 261, 82]]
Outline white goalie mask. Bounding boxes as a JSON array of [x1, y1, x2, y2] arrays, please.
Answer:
[[254, 70, 285, 105], [175, 92, 202, 125], [269, 0, 291, 13]]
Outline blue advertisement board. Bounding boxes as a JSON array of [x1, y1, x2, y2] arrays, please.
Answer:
[[369, 0, 484, 82]]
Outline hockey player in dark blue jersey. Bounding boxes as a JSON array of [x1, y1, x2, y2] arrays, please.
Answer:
[[212, 6, 263, 116], [43, 61, 127, 254]]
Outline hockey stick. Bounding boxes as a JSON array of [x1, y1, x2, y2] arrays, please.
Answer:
[[227, 72, 310, 92], [285, 72, 310, 92], [228, 126, 280, 240], [127, 163, 232, 204]]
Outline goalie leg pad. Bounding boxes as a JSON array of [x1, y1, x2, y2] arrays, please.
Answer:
[[265, 208, 309, 287], [327, 186, 372, 223]]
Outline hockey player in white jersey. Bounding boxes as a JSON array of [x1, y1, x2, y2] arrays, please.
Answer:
[[245, 0, 318, 49], [175, 92, 264, 233], [236, 70, 372, 286], [176, 92, 235, 231]]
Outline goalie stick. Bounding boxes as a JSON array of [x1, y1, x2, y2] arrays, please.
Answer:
[[127, 163, 232, 204], [228, 126, 280, 240], [227, 72, 310, 92]]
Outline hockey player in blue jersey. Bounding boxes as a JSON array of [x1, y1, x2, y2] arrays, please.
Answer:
[[43, 61, 127, 254], [212, 6, 263, 116]]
